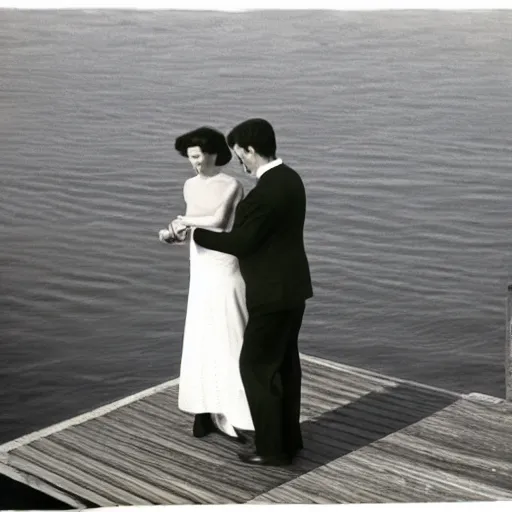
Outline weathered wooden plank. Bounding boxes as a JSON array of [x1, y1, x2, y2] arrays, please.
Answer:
[[295, 400, 452, 472], [376, 433, 512, 492], [303, 393, 426, 432], [302, 378, 391, 405], [404, 404, 512, 454], [92, 404, 300, 484], [13, 441, 160, 505], [250, 444, 512, 504], [299, 389, 356, 414], [85, 417, 224, 470], [347, 448, 512, 500], [95, 404, 314, 502], [7, 448, 125, 506], [302, 360, 392, 385], [362, 380, 457, 407], [300, 354, 401, 388], [320, 387, 454, 425], [303, 378, 383, 399], [301, 364, 393, 394], [304, 390, 435, 425], [79, 420, 265, 500], [303, 413, 395, 443], [306, 468, 427, 503], [435, 397, 512, 429], [392, 406, 512, 480], [115, 406, 255, 469], [301, 381, 373, 405], [303, 380, 454, 432], [248, 460, 421, 504], [99, 406, 239, 465], [300, 404, 329, 422], [50, 429, 224, 504], [407, 416, 512, 455], [111, 401, 320, 481]]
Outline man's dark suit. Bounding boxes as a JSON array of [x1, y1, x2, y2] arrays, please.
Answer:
[[193, 162, 313, 457]]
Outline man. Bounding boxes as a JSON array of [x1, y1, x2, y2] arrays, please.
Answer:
[[193, 118, 313, 466]]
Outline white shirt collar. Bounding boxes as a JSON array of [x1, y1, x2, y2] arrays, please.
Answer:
[[256, 158, 283, 179]]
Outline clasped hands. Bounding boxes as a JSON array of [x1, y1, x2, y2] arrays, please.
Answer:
[[158, 216, 190, 244]]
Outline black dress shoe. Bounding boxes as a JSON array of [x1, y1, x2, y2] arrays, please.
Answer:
[[193, 414, 247, 444], [286, 448, 302, 460], [238, 451, 292, 466], [286, 444, 303, 459]]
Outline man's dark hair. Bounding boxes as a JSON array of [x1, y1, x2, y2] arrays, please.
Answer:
[[227, 118, 277, 159], [174, 126, 232, 166]]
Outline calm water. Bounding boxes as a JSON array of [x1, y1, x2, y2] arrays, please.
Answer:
[[1, 10, 511, 455]]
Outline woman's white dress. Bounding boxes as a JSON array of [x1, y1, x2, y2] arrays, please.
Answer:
[[178, 182, 254, 431]]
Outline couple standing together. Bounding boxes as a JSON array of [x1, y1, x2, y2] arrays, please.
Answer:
[[159, 118, 313, 467]]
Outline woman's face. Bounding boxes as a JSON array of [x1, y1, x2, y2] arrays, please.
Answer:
[[186, 146, 215, 174]]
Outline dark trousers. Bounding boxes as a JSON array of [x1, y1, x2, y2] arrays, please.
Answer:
[[239, 302, 306, 457]]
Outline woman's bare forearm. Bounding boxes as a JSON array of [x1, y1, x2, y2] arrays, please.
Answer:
[[177, 214, 227, 229]]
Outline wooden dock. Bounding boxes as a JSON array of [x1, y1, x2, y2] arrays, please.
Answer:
[[1, 353, 512, 507]]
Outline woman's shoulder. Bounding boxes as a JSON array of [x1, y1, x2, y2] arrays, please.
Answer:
[[216, 172, 241, 184], [216, 173, 243, 191], [184, 175, 199, 188]]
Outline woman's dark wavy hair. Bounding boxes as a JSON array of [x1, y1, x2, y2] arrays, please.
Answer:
[[226, 118, 277, 159], [174, 126, 232, 166]]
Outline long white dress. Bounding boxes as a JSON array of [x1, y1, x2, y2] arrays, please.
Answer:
[[177, 174, 254, 431]]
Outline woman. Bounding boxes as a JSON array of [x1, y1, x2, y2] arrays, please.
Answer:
[[159, 126, 253, 441]]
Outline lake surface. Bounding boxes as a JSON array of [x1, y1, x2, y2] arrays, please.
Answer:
[[1, 9, 511, 464]]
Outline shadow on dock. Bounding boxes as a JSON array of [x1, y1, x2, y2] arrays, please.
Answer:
[[296, 382, 457, 471]]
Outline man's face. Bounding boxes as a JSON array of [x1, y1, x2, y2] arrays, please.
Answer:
[[233, 144, 256, 176]]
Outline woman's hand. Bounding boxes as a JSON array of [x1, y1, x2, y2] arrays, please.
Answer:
[[176, 215, 191, 226], [169, 218, 189, 243], [158, 229, 173, 243]]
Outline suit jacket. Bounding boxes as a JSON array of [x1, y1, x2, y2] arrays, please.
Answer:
[[193, 163, 313, 312]]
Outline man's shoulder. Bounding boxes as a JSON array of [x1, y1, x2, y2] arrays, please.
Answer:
[[266, 161, 297, 174], [280, 162, 302, 175], [261, 162, 302, 184]]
